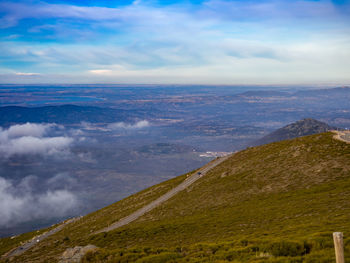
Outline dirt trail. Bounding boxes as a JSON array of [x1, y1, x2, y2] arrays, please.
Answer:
[[2, 217, 80, 259], [95, 154, 231, 234], [332, 130, 350, 144]]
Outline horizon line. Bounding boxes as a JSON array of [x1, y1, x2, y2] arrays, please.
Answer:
[[0, 83, 349, 88]]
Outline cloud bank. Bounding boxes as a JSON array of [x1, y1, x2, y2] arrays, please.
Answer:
[[0, 176, 79, 227], [2, 122, 52, 138], [0, 123, 73, 157]]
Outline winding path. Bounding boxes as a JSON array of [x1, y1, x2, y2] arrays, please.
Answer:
[[95, 154, 231, 234], [2, 217, 80, 259]]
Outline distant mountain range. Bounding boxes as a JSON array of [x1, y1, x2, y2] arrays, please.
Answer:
[[253, 118, 335, 146], [0, 105, 140, 126]]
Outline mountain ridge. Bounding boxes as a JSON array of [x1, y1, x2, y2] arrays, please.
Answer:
[[2, 131, 350, 262], [253, 118, 335, 146]]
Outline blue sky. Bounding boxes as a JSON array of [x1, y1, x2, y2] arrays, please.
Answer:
[[0, 0, 349, 85]]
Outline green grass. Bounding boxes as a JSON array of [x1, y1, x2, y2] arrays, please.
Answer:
[[2, 132, 350, 262]]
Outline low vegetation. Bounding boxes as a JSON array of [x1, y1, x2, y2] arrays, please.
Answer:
[[2, 132, 350, 262], [81, 235, 350, 262]]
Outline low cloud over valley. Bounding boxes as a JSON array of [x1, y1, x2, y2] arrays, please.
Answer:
[[0, 123, 73, 157], [0, 176, 79, 227], [107, 120, 150, 130]]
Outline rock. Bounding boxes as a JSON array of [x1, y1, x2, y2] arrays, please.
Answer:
[[58, 245, 97, 263]]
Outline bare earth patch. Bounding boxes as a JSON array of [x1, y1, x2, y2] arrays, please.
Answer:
[[332, 130, 350, 144]]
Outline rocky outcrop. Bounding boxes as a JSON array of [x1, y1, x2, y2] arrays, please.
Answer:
[[58, 245, 97, 263]]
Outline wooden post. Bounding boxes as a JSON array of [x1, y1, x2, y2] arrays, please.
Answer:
[[333, 232, 345, 263]]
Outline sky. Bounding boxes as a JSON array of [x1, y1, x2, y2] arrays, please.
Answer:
[[0, 0, 349, 85]]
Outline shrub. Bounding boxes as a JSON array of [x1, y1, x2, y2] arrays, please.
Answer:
[[265, 241, 306, 257]]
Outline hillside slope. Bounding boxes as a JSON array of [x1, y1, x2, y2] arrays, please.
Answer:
[[2, 132, 350, 262], [253, 118, 335, 146]]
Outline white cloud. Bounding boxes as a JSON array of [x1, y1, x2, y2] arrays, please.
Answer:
[[4, 122, 52, 138], [0, 123, 73, 157], [1, 1, 347, 29], [89, 69, 113, 75], [79, 122, 110, 132], [15, 72, 41, 76], [4, 136, 73, 156], [0, 1, 349, 84], [0, 176, 79, 227], [108, 120, 150, 130]]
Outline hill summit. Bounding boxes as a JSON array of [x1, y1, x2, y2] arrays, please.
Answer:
[[253, 118, 335, 146]]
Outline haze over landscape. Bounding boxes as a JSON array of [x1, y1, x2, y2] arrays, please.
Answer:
[[1, 0, 350, 262]]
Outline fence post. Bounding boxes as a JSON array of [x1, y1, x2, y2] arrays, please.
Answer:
[[333, 232, 345, 263]]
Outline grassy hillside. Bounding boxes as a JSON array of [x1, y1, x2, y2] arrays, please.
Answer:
[[2, 132, 350, 262]]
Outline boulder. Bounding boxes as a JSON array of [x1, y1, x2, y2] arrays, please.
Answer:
[[58, 245, 97, 263]]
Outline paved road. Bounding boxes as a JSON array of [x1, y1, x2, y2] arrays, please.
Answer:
[[333, 130, 350, 144], [2, 217, 80, 259], [96, 155, 231, 234]]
